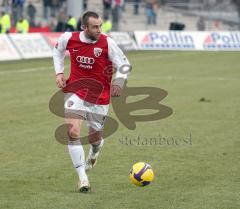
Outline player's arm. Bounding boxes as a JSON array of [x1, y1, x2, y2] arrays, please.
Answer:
[[53, 32, 72, 88], [107, 37, 132, 97]]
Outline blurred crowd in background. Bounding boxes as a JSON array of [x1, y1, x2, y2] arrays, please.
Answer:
[[0, 0, 160, 33], [0, 0, 79, 33], [1, 0, 240, 33]]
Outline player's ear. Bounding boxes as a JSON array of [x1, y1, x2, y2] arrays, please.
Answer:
[[81, 24, 86, 30]]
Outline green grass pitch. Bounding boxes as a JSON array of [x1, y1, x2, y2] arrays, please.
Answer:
[[0, 51, 239, 209]]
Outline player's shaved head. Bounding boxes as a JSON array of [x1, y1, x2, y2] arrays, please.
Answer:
[[82, 11, 99, 26]]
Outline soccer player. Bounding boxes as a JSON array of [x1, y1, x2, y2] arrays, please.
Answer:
[[53, 11, 131, 193]]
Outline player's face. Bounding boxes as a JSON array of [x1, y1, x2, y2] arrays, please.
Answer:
[[85, 17, 102, 41]]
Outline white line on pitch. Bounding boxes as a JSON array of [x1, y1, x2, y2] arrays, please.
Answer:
[[131, 76, 239, 81], [0, 66, 51, 74], [0, 52, 198, 74]]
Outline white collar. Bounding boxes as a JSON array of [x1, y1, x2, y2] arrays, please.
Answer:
[[80, 31, 97, 44]]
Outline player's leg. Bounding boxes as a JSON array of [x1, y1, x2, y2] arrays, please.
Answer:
[[66, 117, 91, 192], [89, 128, 104, 157], [85, 106, 108, 171], [85, 128, 104, 171], [64, 93, 90, 192]]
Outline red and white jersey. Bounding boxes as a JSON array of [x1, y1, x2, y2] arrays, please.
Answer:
[[53, 31, 130, 105]]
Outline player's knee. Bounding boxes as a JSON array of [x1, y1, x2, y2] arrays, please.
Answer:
[[88, 130, 102, 145], [68, 127, 80, 139]]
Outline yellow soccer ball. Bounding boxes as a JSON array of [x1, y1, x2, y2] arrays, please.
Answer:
[[129, 162, 154, 187]]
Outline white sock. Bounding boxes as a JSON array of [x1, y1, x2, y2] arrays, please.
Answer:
[[68, 139, 88, 182], [89, 138, 104, 159]]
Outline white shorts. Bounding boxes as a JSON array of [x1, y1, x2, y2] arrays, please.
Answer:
[[64, 93, 109, 131]]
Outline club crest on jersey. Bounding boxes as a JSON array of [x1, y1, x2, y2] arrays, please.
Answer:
[[94, 48, 102, 57]]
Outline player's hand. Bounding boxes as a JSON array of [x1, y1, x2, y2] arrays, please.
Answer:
[[56, 73, 66, 88], [111, 85, 122, 97]]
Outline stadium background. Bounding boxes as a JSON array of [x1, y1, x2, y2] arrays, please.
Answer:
[[0, 1, 240, 209]]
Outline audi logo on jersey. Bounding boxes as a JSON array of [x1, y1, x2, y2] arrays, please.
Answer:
[[76, 56, 95, 65]]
